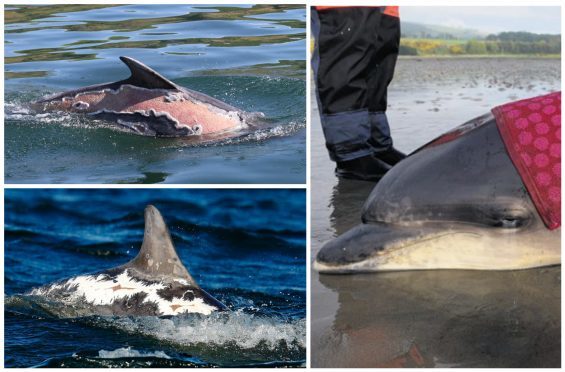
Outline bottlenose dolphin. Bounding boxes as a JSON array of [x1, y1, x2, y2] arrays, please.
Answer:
[[315, 113, 561, 273], [33, 56, 254, 137], [28, 205, 226, 316]]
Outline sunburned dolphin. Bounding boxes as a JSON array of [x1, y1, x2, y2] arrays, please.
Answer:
[[315, 112, 561, 273], [32, 56, 253, 137], [28, 205, 226, 316]]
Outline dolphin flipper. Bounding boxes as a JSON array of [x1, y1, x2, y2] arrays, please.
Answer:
[[122, 205, 198, 286], [119, 56, 179, 90]]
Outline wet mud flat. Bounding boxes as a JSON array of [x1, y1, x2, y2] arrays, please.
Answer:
[[312, 266, 560, 368], [311, 58, 561, 367]]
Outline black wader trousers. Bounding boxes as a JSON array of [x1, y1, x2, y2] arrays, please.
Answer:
[[311, 7, 400, 162]]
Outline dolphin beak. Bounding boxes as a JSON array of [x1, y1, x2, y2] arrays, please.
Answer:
[[314, 223, 441, 274]]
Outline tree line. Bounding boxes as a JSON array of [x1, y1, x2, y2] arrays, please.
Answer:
[[400, 31, 560, 56]]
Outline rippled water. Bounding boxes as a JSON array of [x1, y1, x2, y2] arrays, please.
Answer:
[[5, 189, 306, 367], [311, 58, 561, 367], [4, 5, 306, 184]]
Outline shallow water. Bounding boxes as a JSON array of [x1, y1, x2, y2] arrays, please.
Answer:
[[4, 5, 306, 184], [4, 189, 306, 367], [311, 58, 561, 367]]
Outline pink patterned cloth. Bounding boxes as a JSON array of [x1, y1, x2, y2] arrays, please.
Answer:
[[492, 91, 561, 230]]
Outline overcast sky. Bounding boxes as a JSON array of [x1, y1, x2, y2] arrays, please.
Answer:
[[400, 6, 561, 34]]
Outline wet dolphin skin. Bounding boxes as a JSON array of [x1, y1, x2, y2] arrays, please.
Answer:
[[315, 114, 560, 273]]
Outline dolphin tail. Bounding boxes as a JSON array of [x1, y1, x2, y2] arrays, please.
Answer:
[[120, 56, 179, 90], [124, 205, 199, 285]]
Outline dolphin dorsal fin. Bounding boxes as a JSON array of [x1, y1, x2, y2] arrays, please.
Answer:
[[126, 205, 198, 286], [120, 56, 179, 90]]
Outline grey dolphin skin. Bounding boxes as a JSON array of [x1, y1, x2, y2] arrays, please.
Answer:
[[315, 113, 561, 273], [29, 205, 226, 317], [32, 56, 253, 137]]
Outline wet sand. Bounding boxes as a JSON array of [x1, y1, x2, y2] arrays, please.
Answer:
[[310, 58, 561, 368]]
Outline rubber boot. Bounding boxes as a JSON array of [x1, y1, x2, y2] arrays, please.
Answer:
[[369, 112, 407, 166], [335, 154, 392, 182], [377, 147, 406, 166]]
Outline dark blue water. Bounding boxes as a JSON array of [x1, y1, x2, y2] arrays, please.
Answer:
[[4, 189, 306, 367], [5, 4, 306, 184]]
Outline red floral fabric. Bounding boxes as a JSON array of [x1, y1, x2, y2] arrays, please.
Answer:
[[492, 91, 561, 230]]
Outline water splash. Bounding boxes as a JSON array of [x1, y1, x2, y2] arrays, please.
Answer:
[[6, 294, 306, 365], [97, 347, 171, 359]]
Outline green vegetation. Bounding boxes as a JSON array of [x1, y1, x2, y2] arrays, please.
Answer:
[[485, 32, 561, 54], [400, 31, 560, 57]]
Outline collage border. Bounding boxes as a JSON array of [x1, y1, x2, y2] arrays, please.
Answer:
[[1, 0, 564, 369]]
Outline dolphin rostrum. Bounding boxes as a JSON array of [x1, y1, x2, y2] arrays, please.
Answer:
[[29, 205, 226, 316], [32, 56, 255, 137], [315, 113, 561, 273]]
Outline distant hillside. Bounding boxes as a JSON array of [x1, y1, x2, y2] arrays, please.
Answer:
[[401, 21, 485, 40]]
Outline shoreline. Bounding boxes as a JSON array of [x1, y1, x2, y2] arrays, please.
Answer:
[[398, 54, 560, 59]]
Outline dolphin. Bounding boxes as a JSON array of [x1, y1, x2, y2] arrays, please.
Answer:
[[32, 56, 254, 137], [28, 205, 226, 317], [314, 113, 561, 273]]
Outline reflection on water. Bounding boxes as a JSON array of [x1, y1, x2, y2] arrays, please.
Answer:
[[329, 179, 375, 236], [314, 267, 560, 368], [5, 5, 305, 68], [311, 58, 561, 368]]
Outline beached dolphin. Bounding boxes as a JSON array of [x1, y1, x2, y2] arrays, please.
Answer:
[[32, 56, 253, 137], [314, 113, 561, 273], [28, 205, 227, 316]]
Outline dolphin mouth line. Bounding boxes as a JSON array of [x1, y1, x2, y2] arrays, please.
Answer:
[[315, 230, 483, 273], [372, 230, 482, 256]]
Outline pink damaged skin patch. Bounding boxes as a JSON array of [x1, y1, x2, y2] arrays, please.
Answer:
[[492, 91, 561, 230], [54, 86, 241, 135]]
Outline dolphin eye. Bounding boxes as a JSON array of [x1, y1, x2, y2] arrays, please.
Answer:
[[494, 216, 524, 228]]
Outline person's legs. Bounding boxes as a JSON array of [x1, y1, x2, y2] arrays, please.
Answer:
[[367, 11, 406, 165], [312, 7, 390, 180]]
